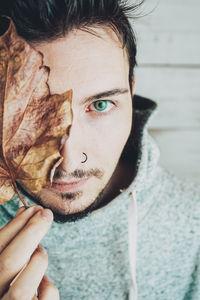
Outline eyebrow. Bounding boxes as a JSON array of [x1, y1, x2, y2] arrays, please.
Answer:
[[81, 88, 129, 105]]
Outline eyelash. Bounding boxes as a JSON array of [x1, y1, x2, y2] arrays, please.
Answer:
[[85, 100, 116, 115]]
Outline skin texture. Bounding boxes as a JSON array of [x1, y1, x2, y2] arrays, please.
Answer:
[[28, 26, 135, 221], [0, 26, 135, 298]]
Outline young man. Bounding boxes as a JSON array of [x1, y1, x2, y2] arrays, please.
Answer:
[[0, 1, 199, 299]]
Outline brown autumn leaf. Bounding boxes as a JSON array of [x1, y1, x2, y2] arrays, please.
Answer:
[[0, 20, 72, 205]]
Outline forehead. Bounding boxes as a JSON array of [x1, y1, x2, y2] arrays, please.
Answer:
[[33, 26, 130, 96]]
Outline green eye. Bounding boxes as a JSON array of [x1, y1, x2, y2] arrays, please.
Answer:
[[93, 100, 108, 111]]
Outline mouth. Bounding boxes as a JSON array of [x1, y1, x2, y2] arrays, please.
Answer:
[[51, 178, 89, 192]]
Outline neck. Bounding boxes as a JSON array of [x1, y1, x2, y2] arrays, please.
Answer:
[[94, 159, 135, 210]]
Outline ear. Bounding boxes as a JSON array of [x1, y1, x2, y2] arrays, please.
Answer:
[[131, 75, 136, 95]]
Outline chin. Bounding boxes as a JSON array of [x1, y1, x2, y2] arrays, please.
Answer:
[[40, 174, 109, 211], [17, 182, 105, 223], [39, 188, 106, 223]]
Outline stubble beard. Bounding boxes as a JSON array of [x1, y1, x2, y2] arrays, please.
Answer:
[[44, 188, 106, 223], [17, 182, 106, 223]]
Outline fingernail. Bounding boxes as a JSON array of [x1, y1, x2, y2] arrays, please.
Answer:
[[41, 209, 53, 222]]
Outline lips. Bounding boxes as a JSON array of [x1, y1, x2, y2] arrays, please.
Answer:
[[51, 178, 89, 192]]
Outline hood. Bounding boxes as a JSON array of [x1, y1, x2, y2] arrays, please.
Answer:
[[120, 94, 160, 195]]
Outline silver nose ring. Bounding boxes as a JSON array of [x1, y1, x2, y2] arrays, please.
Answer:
[[81, 152, 87, 163]]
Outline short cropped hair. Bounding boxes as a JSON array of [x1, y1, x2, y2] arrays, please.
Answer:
[[0, 0, 143, 93]]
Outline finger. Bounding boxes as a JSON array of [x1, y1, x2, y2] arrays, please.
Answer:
[[2, 246, 48, 300], [0, 205, 42, 254], [38, 275, 60, 300], [0, 209, 53, 297], [15, 206, 26, 217]]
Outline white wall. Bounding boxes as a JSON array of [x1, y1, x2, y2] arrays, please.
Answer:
[[129, 0, 200, 183]]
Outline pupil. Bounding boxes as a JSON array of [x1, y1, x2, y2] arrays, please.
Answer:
[[95, 101, 107, 111]]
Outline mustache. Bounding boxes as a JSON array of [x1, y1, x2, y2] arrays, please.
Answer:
[[53, 167, 104, 180]]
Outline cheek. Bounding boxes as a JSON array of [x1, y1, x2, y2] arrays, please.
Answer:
[[85, 108, 132, 170]]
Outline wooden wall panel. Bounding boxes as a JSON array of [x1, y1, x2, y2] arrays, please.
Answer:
[[135, 67, 200, 129], [130, 0, 200, 182], [149, 129, 200, 183], [131, 0, 200, 65]]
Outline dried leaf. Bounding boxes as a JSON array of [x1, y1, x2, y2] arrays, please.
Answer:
[[0, 20, 72, 205]]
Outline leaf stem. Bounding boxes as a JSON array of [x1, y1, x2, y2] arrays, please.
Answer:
[[12, 180, 28, 208]]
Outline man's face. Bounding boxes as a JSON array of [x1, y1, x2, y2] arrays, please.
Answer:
[[28, 26, 133, 221]]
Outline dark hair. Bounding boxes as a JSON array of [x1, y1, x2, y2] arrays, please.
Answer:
[[0, 0, 143, 93]]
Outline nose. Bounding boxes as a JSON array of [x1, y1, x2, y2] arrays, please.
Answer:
[[59, 121, 87, 172]]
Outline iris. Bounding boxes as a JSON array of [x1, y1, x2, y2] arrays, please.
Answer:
[[93, 100, 108, 111]]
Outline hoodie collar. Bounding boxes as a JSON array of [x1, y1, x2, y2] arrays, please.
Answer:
[[130, 94, 160, 192], [118, 94, 161, 225]]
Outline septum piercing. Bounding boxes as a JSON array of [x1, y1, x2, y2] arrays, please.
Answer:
[[81, 152, 87, 163]]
